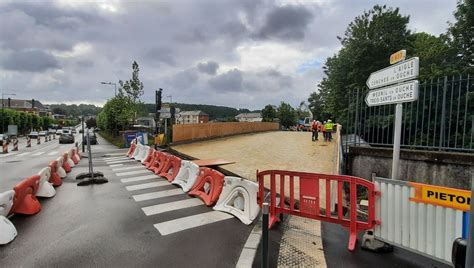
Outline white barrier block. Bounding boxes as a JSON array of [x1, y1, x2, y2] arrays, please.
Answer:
[[171, 160, 200, 192], [36, 167, 56, 198], [132, 144, 143, 160], [139, 146, 151, 163], [56, 156, 67, 178], [66, 151, 75, 167], [0, 190, 17, 245], [213, 176, 260, 225]]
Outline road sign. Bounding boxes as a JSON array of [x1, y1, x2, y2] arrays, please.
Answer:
[[390, 50, 406, 64], [366, 57, 419, 89], [365, 80, 419, 107]]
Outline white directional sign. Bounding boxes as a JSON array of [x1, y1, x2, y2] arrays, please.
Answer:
[[366, 57, 419, 89], [365, 80, 419, 107]]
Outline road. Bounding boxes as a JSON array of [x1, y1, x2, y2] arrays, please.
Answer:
[[1, 134, 253, 267]]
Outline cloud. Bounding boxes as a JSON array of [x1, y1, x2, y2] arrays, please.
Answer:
[[1, 50, 59, 72], [197, 61, 219, 75], [257, 5, 314, 40], [209, 69, 243, 92]]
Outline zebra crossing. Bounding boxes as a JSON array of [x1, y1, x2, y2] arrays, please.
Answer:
[[107, 157, 235, 236]]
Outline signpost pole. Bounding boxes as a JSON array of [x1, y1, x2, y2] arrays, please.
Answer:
[[391, 103, 403, 180]]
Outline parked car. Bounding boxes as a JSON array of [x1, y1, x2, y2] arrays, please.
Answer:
[[84, 134, 98, 145], [28, 131, 39, 139], [56, 129, 63, 135], [59, 134, 75, 144], [72, 129, 77, 134], [62, 129, 71, 135], [38, 131, 48, 136]]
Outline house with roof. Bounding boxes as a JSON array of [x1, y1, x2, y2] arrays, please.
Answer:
[[0, 98, 51, 117], [235, 113, 262, 122], [176, 111, 209, 124]]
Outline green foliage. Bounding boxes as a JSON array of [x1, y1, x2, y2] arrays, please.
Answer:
[[262, 104, 277, 122], [119, 61, 144, 103], [277, 102, 297, 128], [0, 108, 56, 134], [49, 104, 101, 117], [97, 95, 135, 135], [86, 117, 97, 128], [447, 0, 474, 72]]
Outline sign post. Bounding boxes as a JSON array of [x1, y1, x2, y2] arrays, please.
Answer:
[[365, 54, 419, 180]]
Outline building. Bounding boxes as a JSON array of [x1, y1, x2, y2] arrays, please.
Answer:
[[1, 98, 51, 116], [136, 115, 156, 129], [235, 113, 262, 122], [176, 111, 209, 124]]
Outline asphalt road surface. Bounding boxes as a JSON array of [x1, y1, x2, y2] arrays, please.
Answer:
[[1, 135, 253, 267]]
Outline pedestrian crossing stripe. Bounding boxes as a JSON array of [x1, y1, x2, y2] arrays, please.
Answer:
[[32, 151, 45, 156], [102, 156, 128, 161], [109, 164, 124, 167], [116, 169, 152, 177], [47, 151, 59, 156], [133, 189, 184, 202], [153, 211, 234, 236], [125, 181, 169, 191], [142, 198, 202, 216], [107, 159, 137, 164], [112, 165, 144, 172], [121, 174, 158, 183]]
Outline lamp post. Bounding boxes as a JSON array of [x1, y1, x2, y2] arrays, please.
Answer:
[[1, 92, 16, 134], [100, 82, 117, 97]]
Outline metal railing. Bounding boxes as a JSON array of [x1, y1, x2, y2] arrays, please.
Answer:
[[344, 74, 473, 153]]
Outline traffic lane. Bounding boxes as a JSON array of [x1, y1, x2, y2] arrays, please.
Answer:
[[321, 222, 449, 268], [2, 152, 253, 267]]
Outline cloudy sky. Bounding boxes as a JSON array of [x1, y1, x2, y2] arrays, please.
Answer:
[[0, 0, 456, 109]]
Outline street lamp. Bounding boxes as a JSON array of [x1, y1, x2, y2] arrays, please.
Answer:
[[100, 82, 117, 97], [1, 92, 16, 134]]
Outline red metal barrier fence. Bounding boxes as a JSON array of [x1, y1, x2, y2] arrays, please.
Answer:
[[257, 170, 379, 251]]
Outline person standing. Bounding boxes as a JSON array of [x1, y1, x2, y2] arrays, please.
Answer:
[[311, 120, 318, 141], [324, 120, 334, 141], [322, 121, 327, 141]]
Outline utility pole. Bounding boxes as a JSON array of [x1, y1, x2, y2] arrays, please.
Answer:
[[155, 89, 162, 135]]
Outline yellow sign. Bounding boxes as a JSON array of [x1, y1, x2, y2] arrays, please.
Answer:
[[155, 134, 165, 145], [390, 49, 406, 64], [409, 182, 471, 211]]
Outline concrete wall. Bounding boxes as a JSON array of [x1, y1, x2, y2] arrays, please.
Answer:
[[348, 146, 474, 190], [172, 122, 279, 143]]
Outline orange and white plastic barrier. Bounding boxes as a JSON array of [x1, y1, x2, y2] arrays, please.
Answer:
[[172, 160, 200, 192], [2, 142, 8, 154], [12, 139, 18, 151], [36, 167, 56, 198], [71, 148, 79, 165], [56, 156, 67, 178], [37, 137, 41, 145], [159, 155, 182, 182], [48, 160, 63, 186], [142, 148, 155, 165], [149, 152, 169, 174], [144, 150, 158, 169], [213, 176, 260, 225], [10, 175, 41, 215], [66, 151, 75, 168], [0, 190, 17, 245], [126, 142, 137, 158], [62, 153, 72, 173], [26, 137, 31, 148], [189, 167, 225, 206]]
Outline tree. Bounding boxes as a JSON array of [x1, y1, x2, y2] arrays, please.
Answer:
[[86, 117, 97, 128], [119, 61, 144, 103], [447, 0, 474, 72], [97, 95, 135, 135], [52, 107, 67, 115], [262, 105, 277, 122], [277, 102, 296, 128]]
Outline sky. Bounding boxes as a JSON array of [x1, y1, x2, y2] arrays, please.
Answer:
[[0, 0, 457, 109]]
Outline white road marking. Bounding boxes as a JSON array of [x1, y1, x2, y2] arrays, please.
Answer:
[[32, 151, 45, 156], [154, 211, 234, 236], [47, 151, 59, 156], [15, 152, 29, 157], [116, 169, 151, 177], [133, 189, 184, 202], [125, 181, 169, 191], [102, 156, 128, 161], [109, 164, 124, 168], [142, 198, 202, 216], [107, 159, 137, 164], [103, 152, 126, 157], [121, 174, 158, 183], [112, 165, 144, 172]]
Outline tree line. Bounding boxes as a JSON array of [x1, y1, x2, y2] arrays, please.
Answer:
[[0, 109, 78, 135]]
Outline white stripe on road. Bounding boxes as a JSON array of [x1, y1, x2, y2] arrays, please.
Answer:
[[125, 181, 169, 191], [116, 169, 151, 177], [15, 152, 29, 157], [47, 151, 59, 156], [107, 159, 137, 164], [112, 165, 144, 172], [121, 174, 158, 183], [109, 164, 124, 168], [154, 211, 234, 236], [32, 151, 45, 156], [103, 152, 127, 157], [133, 189, 184, 202], [102, 156, 129, 161], [142, 198, 202, 216]]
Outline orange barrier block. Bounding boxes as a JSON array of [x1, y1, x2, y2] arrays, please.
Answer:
[[48, 161, 63, 186], [151, 152, 170, 174], [127, 143, 136, 158], [189, 167, 225, 206], [143, 148, 155, 166], [71, 149, 79, 165], [159, 155, 182, 182], [10, 175, 41, 215], [145, 150, 158, 169], [62, 153, 71, 173]]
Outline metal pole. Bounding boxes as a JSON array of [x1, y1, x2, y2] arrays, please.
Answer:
[[262, 202, 269, 268], [391, 103, 403, 180], [466, 172, 474, 268], [439, 76, 448, 149], [81, 116, 85, 153]]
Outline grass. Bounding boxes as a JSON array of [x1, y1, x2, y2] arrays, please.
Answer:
[[99, 131, 125, 148]]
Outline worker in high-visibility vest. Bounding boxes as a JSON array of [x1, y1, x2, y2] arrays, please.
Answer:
[[311, 120, 318, 141], [324, 120, 334, 141]]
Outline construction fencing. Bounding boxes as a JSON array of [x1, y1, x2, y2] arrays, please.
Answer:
[[172, 122, 279, 143]]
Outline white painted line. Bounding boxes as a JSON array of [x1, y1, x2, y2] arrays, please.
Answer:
[[133, 189, 184, 202], [107, 159, 137, 164], [32, 151, 45, 156], [47, 151, 59, 156], [116, 169, 151, 177], [121, 174, 158, 183], [236, 222, 262, 268], [142, 198, 202, 216], [15, 152, 29, 157], [125, 181, 169, 191], [102, 156, 129, 161], [112, 165, 145, 172], [109, 164, 124, 168], [103, 152, 127, 157], [154, 211, 234, 236]]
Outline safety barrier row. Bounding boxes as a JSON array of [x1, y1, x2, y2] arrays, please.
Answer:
[[126, 140, 260, 225], [1, 135, 57, 154], [0, 144, 82, 245]]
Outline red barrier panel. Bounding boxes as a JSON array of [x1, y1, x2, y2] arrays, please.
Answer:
[[257, 170, 379, 251], [62, 153, 71, 173], [143, 148, 155, 166], [71, 149, 79, 165], [127, 143, 136, 158], [48, 161, 63, 186], [159, 155, 182, 182], [189, 167, 225, 206], [10, 175, 41, 215], [145, 150, 159, 169], [151, 152, 170, 174]]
